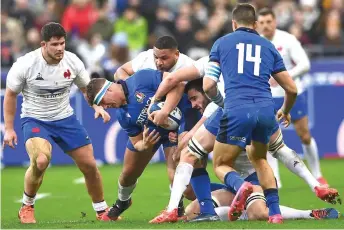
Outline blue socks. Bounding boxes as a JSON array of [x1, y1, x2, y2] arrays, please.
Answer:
[[190, 168, 216, 215], [264, 188, 281, 216], [224, 171, 245, 194]]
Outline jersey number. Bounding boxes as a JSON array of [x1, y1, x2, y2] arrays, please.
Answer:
[[236, 43, 261, 76]]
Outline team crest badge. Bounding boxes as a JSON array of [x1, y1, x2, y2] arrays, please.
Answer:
[[135, 91, 146, 103]]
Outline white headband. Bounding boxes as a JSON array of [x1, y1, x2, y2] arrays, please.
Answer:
[[93, 80, 112, 105]]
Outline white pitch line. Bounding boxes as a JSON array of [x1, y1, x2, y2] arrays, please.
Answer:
[[73, 177, 85, 184], [15, 193, 51, 203]]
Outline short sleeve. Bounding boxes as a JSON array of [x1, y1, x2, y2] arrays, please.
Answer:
[[117, 111, 142, 137], [73, 55, 90, 88], [131, 50, 149, 72], [209, 38, 221, 63], [272, 47, 286, 75], [6, 62, 25, 93], [193, 56, 209, 77]]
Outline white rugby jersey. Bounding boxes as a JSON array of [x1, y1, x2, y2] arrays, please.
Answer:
[[6, 48, 90, 121], [131, 49, 195, 72], [269, 29, 310, 97]]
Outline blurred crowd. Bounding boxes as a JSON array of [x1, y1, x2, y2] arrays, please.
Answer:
[[1, 0, 344, 81]]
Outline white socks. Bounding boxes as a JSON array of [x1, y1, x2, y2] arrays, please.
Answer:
[[167, 162, 193, 212], [214, 205, 313, 221], [280, 205, 313, 219], [118, 180, 137, 201], [302, 138, 322, 179], [267, 153, 282, 188], [275, 145, 320, 191], [92, 200, 108, 212], [22, 192, 36, 206]]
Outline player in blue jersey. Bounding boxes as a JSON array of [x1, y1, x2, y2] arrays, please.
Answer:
[[85, 69, 188, 221], [202, 4, 298, 224]]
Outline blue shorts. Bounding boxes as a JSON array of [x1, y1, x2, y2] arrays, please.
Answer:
[[216, 105, 277, 148], [126, 124, 176, 153], [225, 172, 260, 194], [273, 92, 307, 121], [21, 115, 91, 152], [204, 107, 223, 136]]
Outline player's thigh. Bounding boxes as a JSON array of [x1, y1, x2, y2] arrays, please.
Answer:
[[68, 144, 97, 173], [252, 106, 276, 145], [21, 118, 53, 162]]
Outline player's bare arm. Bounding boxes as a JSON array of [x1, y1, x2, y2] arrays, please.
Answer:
[[272, 70, 298, 127], [129, 126, 161, 152], [149, 73, 186, 127], [79, 87, 111, 123], [154, 66, 201, 101], [3, 88, 19, 149], [114, 61, 134, 81]]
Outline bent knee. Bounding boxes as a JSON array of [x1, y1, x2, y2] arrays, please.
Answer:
[[26, 137, 52, 171], [299, 133, 311, 145], [35, 154, 50, 171], [247, 210, 268, 220]]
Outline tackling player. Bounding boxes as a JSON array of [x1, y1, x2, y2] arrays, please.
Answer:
[[3, 22, 110, 224], [257, 8, 328, 187]]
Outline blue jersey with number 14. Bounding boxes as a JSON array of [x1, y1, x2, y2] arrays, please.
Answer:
[[209, 27, 286, 109]]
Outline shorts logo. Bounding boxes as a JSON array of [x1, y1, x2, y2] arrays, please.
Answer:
[[230, 136, 246, 143], [32, 127, 40, 133], [135, 91, 146, 103]]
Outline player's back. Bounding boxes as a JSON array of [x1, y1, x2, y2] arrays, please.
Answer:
[[210, 28, 285, 109]]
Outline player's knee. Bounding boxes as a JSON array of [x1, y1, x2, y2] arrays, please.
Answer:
[[35, 154, 50, 172], [246, 192, 268, 220], [183, 184, 196, 201], [187, 137, 210, 161], [247, 209, 268, 220], [79, 160, 98, 176], [300, 132, 311, 145], [268, 131, 284, 154]]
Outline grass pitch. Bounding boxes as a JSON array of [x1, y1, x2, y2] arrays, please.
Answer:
[[1, 159, 344, 229]]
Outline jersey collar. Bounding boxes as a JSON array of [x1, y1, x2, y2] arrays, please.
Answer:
[[235, 27, 259, 35], [117, 80, 129, 105]]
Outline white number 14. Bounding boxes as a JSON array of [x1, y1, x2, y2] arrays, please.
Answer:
[[236, 43, 261, 76]]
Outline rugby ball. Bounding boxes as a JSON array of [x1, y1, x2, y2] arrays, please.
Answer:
[[149, 102, 182, 131]]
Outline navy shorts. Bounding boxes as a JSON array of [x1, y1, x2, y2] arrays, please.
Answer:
[[273, 92, 307, 121], [21, 115, 91, 152]]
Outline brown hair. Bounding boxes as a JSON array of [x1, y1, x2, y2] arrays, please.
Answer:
[[232, 3, 257, 26], [258, 8, 276, 18], [86, 78, 107, 105]]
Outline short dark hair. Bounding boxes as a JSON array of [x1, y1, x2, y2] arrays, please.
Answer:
[[86, 78, 107, 105], [258, 8, 275, 18], [154, 36, 178, 50], [232, 3, 257, 26], [185, 78, 204, 94], [41, 22, 66, 42]]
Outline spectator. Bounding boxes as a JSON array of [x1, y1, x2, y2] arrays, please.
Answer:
[[88, 1, 114, 42], [61, 0, 99, 39], [187, 28, 212, 60], [114, 6, 148, 59], [174, 15, 194, 54], [101, 33, 129, 81], [10, 0, 35, 31]]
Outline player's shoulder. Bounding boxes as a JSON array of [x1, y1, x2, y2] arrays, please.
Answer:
[[178, 53, 195, 64], [64, 50, 83, 63], [14, 48, 41, 71], [63, 50, 85, 69], [274, 29, 299, 44]]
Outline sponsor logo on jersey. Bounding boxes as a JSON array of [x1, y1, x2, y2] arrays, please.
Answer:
[[35, 73, 44, 80], [135, 91, 146, 103], [64, 69, 71, 79]]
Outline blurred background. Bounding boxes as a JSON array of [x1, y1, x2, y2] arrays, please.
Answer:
[[1, 0, 344, 166]]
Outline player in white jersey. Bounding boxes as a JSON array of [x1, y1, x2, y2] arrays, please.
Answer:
[[149, 56, 341, 224], [257, 8, 328, 187], [3, 23, 111, 223]]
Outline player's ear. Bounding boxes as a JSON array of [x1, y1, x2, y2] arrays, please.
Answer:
[[175, 49, 179, 58], [232, 20, 237, 31], [40, 41, 46, 48], [253, 21, 258, 30]]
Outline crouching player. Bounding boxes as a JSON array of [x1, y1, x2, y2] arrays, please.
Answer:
[[85, 69, 191, 221]]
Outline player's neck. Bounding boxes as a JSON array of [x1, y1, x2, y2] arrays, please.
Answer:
[[41, 49, 60, 65]]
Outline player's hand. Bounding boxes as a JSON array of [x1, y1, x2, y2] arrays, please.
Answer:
[[142, 126, 161, 150], [3, 129, 18, 149], [93, 105, 111, 123], [149, 110, 169, 128], [276, 109, 291, 128], [269, 78, 279, 87], [168, 132, 178, 143]]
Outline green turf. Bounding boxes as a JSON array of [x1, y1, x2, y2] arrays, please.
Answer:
[[2, 159, 344, 229]]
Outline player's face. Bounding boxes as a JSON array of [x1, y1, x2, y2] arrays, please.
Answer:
[[257, 14, 276, 39], [42, 36, 65, 61], [187, 89, 209, 114], [153, 47, 179, 71]]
